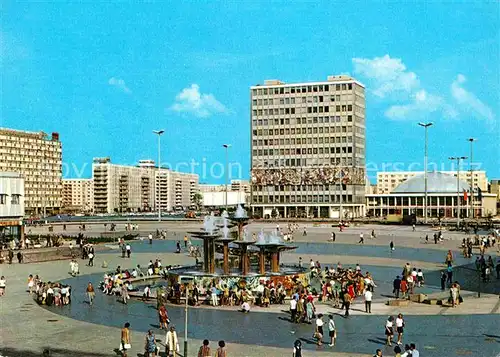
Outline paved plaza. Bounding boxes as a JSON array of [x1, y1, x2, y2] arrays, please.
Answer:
[[1, 223, 499, 356]]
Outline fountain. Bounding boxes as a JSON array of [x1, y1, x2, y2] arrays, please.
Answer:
[[169, 208, 307, 293], [229, 204, 250, 240]]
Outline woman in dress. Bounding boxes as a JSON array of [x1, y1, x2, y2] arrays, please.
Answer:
[[144, 330, 157, 357], [385, 316, 394, 346], [120, 322, 131, 357], [158, 305, 169, 330], [305, 299, 314, 324], [395, 313, 405, 345]]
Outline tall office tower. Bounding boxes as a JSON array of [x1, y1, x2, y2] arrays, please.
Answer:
[[0, 128, 62, 216], [250, 76, 366, 219]]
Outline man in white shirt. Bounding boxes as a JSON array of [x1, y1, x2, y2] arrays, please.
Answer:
[[364, 289, 373, 313], [358, 233, 364, 244], [290, 298, 298, 322]]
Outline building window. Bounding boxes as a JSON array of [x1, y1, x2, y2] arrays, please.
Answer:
[[0, 194, 6, 205], [11, 194, 20, 205]]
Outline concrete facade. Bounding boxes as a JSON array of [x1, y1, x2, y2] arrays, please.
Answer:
[[62, 179, 94, 213], [0, 128, 62, 216], [0, 172, 25, 242], [92, 158, 198, 214], [250, 76, 366, 219]]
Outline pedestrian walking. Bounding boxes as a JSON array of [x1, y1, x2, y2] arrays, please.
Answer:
[[144, 329, 157, 357], [364, 288, 372, 313], [331, 232, 336, 242], [390, 241, 395, 252], [158, 305, 169, 330], [184, 235, 188, 248], [393, 276, 401, 298], [385, 316, 394, 346], [88, 250, 94, 266], [86, 282, 95, 305], [149, 233, 153, 244], [358, 232, 364, 244], [165, 326, 179, 357], [0, 275, 6, 296], [440, 271, 447, 290], [126, 243, 131, 258], [395, 313, 405, 345], [344, 290, 352, 317], [292, 340, 302, 357], [328, 314, 336, 346], [314, 313, 324, 346], [120, 322, 131, 357]]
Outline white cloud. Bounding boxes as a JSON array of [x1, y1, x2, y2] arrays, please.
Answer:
[[451, 74, 494, 121], [170, 84, 228, 118], [108, 77, 131, 94], [385, 90, 444, 119], [352, 55, 419, 98]]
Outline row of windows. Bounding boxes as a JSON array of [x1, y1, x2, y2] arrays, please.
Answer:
[[253, 136, 365, 146], [252, 94, 351, 106], [252, 83, 354, 96], [253, 146, 355, 156], [252, 104, 355, 116], [253, 184, 349, 191], [253, 126, 355, 137], [252, 115, 356, 126], [252, 194, 355, 204], [255, 157, 362, 167]]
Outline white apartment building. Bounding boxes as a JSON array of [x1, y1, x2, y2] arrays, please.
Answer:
[[0, 128, 62, 216], [199, 180, 250, 193], [377, 171, 488, 194], [62, 179, 94, 213], [0, 172, 25, 242], [92, 158, 198, 214], [199, 180, 249, 207], [250, 76, 366, 219]]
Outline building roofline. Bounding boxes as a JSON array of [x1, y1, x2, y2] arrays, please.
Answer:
[[250, 78, 365, 89]]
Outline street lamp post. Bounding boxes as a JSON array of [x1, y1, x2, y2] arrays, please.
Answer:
[[467, 138, 477, 219], [449, 156, 467, 228], [418, 122, 433, 223], [223, 144, 231, 211], [153, 130, 165, 222], [184, 283, 189, 357]]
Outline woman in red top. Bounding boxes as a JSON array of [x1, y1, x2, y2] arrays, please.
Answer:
[[400, 279, 408, 299], [158, 305, 169, 330], [347, 284, 355, 299]]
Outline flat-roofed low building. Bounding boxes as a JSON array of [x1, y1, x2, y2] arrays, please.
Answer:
[[0, 172, 25, 245]]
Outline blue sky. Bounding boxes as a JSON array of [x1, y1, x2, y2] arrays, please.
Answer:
[[1, 2, 499, 184]]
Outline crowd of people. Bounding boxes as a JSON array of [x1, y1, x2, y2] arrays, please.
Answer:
[[29, 274, 72, 307]]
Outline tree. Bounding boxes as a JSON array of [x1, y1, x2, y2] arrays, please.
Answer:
[[192, 192, 203, 210]]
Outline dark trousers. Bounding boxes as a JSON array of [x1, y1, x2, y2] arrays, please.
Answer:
[[344, 302, 350, 316], [291, 309, 297, 322], [365, 301, 371, 313], [393, 288, 400, 298], [441, 280, 446, 290], [89, 258, 94, 266]]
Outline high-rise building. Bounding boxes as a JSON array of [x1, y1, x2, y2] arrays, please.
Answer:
[[62, 179, 94, 213], [0, 128, 62, 216], [92, 157, 198, 214], [250, 76, 366, 219], [376, 171, 488, 194]]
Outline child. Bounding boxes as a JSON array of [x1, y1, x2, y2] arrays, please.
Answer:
[[27, 274, 34, 294], [0, 276, 6, 296], [417, 269, 424, 287]]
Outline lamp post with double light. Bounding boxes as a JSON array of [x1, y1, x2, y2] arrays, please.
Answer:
[[449, 156, 467, 228], [223, 144, 231, 211], [418, 122, 433, 223], [153, 130, 165, 222]]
